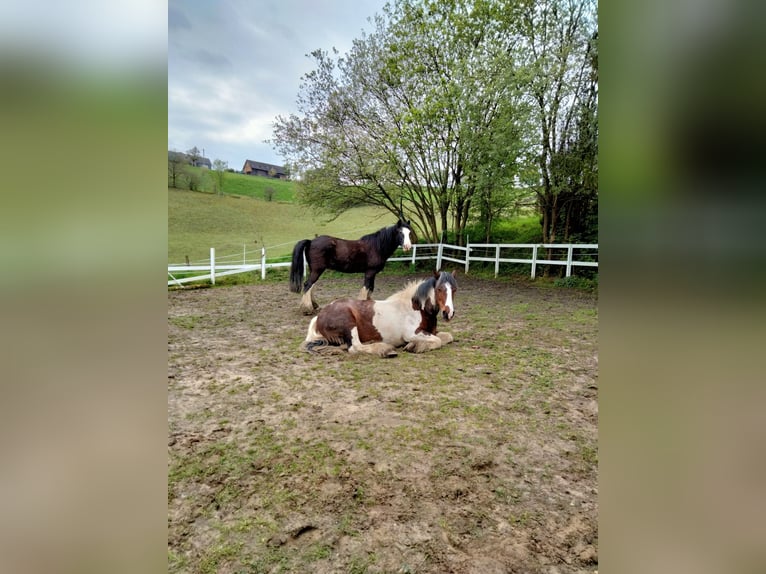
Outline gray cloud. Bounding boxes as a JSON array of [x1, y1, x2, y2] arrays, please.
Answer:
[[190, 49, 232, 70], [168, 6, 191, 30]]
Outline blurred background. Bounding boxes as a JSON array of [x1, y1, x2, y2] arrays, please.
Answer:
[[0, 0, 765, 573], [0, 2, 167, 573], [601, 1, 766, 573]]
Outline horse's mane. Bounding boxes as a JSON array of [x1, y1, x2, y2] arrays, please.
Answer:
[[412, 275, 437, 309], [359, 223, 401, 252], [384, 274, 437, 311], [385, 279, 424, 303]]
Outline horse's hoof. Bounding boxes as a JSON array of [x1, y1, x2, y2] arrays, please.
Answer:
[[383, 350, 398, 358]]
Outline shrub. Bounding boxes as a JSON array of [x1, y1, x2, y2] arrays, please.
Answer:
[[553, 274, 598, 291]]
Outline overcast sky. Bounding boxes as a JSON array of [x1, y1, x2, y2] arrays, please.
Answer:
[[168, 0, 388, 170]]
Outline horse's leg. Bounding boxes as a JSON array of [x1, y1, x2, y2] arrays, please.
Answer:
[[301, 285, 319, 314], [403, 333, 445, 354], [358, 271, 377, 300], [436, 332, 453, 345], [348, 327, 397, 358], [300, 269, 324, 314]]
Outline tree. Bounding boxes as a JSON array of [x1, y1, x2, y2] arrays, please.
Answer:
[[272, 0, 596, 245], [186, 146, 202, 167], [516, 0, 598, 246], [212, 159, 228, 195], [168, 151, 187, 188], [184, 166, 203, 191], [273, 2, 533, 243]]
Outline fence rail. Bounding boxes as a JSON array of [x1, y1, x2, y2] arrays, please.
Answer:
[[168, 243, 598, 287]]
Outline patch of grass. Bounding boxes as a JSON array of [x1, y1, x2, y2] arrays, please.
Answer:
[[168, 549, 187, 572], [571, 307, 598, 323], [348, 552, 378, 573], [580, 444, 598, 465], [304, 542, 333, 561], [553, 274, 598, 291], [242, 546, 291, 573], [198, 540, 244, 574], [169, 315, 202, 329]]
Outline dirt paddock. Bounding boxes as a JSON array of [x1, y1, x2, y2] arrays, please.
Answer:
[[168, 272, 598, 573]]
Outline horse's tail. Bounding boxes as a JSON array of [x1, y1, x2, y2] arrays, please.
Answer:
[[305, 339, 331, 353], [289, 239, 310, 293]]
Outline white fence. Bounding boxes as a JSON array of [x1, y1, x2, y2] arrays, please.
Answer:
[[168, 243, 598, 287]]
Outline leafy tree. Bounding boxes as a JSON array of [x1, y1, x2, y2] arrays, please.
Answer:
[[515, 0, 598, 246], [184, 166, 203, 191], [168, 151, 187, 188], [272, 0, 596, 245], [212, 159, 228, 195]]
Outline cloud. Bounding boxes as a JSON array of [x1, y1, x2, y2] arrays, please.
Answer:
[[168, 0, 385, 167], [168, 6, 191, 30], [190, 49, 232, 70]]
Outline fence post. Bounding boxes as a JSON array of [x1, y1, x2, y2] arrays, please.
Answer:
[[261, 247, 267, 280], [210, 247, 216, 285], [531, 245, 538, 279], [464, 238, 470, 274], [411, 243, 417, 267], [436, 243, 443, 271], [495, 245, 500, 277], [566, 245, 574, 277]]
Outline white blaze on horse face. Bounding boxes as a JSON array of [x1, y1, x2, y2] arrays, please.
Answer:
[[443, 283, 455, 320], [401, 227, 412, 251]]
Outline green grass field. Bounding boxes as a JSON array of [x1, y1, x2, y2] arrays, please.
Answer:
[[168, 187, 391, 264], [219, 170, 296, 201]]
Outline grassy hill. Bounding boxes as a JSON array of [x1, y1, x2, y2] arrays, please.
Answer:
[[179, 166, 296, 201], [168, 187, 392, 264]]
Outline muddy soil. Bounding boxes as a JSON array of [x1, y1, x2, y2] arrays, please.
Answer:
[[168, 272, 598, 573]]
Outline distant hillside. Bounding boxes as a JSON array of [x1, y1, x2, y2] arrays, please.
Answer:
[[168, 187, 392, 264], [172, 166, 296, 202]]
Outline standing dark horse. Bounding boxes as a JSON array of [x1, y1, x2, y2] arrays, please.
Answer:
[[289, 219, 414, 313]]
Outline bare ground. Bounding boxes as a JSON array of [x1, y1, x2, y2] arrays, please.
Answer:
[[168, 272, 598, 573]]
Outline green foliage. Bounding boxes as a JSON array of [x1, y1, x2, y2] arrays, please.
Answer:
[[460, 216, 543, 244], [272, 0, 597, 246], [553, 274, 598, 292]]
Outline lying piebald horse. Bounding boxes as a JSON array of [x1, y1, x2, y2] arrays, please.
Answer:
[[303, 270, 457, 357]]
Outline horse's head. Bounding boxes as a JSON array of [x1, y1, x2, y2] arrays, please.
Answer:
[[433, 270, 457, 321], [396, 219, 413, 252]]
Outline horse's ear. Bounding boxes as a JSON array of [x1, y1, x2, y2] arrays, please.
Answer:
[[451, 269, 458, 277]]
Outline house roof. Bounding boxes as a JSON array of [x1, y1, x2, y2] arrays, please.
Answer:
[[243, 159, 286, 174]]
